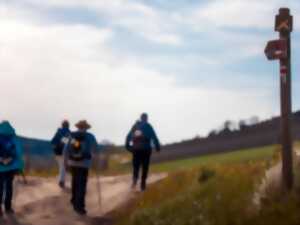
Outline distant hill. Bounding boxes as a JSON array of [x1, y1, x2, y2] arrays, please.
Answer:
[[19, 136, 52, 156], [150, 111, 300, 163], [19, 136, 105, 171], [19, 111, 300, 169]]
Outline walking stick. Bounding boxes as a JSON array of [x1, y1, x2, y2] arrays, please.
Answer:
[[20, 170, 28, 184], [95, 152, 102, 211]]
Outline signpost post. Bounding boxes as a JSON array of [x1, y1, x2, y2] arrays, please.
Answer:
[[265, 8, 294, 191]]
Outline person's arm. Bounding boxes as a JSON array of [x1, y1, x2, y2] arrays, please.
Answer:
[[125, 131, 133, 152], [150, 125, 161, 152], [63, 139, 70, 169], [51, 129, 61, 145]]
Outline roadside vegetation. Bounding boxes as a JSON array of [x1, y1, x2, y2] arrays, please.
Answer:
[[25, 145, 276, 177], [101, 145, 276, 175], [114, 143, 300, 225]]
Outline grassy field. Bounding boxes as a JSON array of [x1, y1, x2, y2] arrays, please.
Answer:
[[114, 143, 300, 225], [115, 162, 269, 225], [27, 144, 281, 176], [151, 145, 277, 173], [101, 145, 278, 175]]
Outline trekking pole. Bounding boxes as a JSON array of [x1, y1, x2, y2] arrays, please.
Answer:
[[20, 170, 28, 185], [95, 152, 102, 211], [13, 172, 20, 208]]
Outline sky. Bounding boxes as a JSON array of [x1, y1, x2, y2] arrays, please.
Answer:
[[0, 0, 299, 144]]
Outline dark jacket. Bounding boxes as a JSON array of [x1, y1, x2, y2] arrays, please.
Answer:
[[125, 121, 161, 152], [51, 127, 71, 155]]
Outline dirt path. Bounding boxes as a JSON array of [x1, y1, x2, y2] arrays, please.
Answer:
[[0, 173, 167, 225]]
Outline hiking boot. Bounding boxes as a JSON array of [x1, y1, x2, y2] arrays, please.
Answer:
[[59, 181, 65, 189], [141, 180, 146, 191], [5, 208, 15, 214], [131, 179, 137, 189], [75, 208, 87, 215]]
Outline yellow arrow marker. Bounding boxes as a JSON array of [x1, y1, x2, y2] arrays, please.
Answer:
[[277, 20, 289, 30]]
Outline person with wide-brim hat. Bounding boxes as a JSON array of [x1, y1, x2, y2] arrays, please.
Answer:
[[64, 120, 98, 215], [75, 120, 91, 130]]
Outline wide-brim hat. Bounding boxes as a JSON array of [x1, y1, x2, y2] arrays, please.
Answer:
[[75, 120, 91, 130]]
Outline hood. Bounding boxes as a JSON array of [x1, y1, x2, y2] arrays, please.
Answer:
[[0, 121, 16, 136]]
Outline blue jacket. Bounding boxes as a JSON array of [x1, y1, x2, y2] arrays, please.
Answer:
[[64, 131, 98, 169], [126, 121, 161, 152], [0, 122, 24, 173], [51, 127, 71, 146], [51, 127, 71, 155]]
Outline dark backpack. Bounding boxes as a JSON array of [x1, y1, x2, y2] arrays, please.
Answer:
[[0, 135, 16, 166], [52, 129, 70, 155], [68, 133, 91, 161], [132, 128, 149, 150]]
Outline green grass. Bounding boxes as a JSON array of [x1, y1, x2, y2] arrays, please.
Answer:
[[151, 145, 277, 173], [115, 162, 269, 225], [26, 144, 279, 177], [101, 145, 277, 175], [115, 143, 300, 225]]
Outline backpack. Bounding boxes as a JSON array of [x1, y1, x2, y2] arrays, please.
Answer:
[[0, 135, 16, 166], [132, 128, 149, 150], [53, 136, 69, 155], [68, 133, 91, 161]]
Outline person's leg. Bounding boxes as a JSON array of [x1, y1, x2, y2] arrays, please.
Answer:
[[0, 172, 4, 216], [57, 156, 66, 188], [4, 170, 15, 213], [77, 168, 88, 213], [132, 152, 141, 188], [71, 167, 77, 207], [141, 151, 151, 191]]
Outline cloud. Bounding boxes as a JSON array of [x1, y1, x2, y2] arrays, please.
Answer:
[[11, 0, 183, 46], [190, 0, 296, 29], [0, 1, 291, 144]]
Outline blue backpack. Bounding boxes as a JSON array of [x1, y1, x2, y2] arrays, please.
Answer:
[[0, 135, 16, 166], [68, 133, 91, 161]]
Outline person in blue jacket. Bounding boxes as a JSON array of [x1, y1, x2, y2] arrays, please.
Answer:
[[0, 121, 23, 216], [64, 120, 98, 215], [51, 120, 71, 188], [126, 113, 161, 191]]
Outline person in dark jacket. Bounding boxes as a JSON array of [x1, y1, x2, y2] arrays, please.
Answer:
[[0, 121, 24, 217], [51, 120, 71, 188], [126, 113, 161, 191], [64, 120, 98, 215]]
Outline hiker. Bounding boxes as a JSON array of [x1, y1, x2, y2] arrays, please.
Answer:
[[0, 121, 24, 216], [125, 113, 161, 191], [64, 120, 98, 215], [51, 120, 71, 188]]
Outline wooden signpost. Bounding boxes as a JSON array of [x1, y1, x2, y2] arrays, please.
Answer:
[[265, 8, 294, 191]]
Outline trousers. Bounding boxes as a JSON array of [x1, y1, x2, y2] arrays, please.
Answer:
[[132, 150, 151, 183], [0, 170, 16, 210], [56, 156, 66, 183], [70, 167, 88, 210]]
